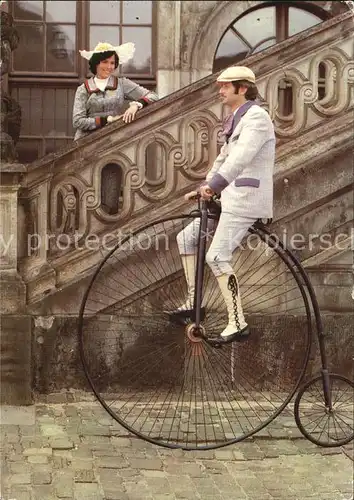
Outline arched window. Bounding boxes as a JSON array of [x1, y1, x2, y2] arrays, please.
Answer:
[[213, 3, 330, 72]]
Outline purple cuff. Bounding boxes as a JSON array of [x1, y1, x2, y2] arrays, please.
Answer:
[[208, 174, 229, 194]]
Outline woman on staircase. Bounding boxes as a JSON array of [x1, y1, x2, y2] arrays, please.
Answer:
[[72, 41, 159, 141], [173, 65, 276, 346]]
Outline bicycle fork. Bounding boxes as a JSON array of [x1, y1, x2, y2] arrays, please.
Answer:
[[259, 223, 333, 410], [193, 200, 209, 330]]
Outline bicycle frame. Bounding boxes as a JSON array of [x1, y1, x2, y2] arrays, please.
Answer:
[[193, 199, 210, 328], [256, 223, 333, 409]]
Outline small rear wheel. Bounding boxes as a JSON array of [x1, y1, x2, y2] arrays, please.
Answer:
[[294, 373, 354, 447]]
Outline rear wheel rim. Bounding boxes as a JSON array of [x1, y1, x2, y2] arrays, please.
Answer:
[[294, 373, 354, 447]]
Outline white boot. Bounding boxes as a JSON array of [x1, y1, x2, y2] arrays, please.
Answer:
[[165, 254, 195, 316], [208, 273, 249, 345], [167, 254, 205, 321], [176, 254, 196, 311]]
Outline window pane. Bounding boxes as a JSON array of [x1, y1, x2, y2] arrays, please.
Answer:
[[90, 1, 120, 24], [215, 30, 249, 60], [17, 87, 76, 139], [288, 7, 322, 37], [234, 6, 275, 47], [46, 0, 76, 23], [13, 0, 43, 20], [90, 26, 120, 53], [123, 0, 152, 24], [12, 87, 31, 135], [13, 25, 44, 71], [29, 88, 43, 134], [214, 30, 249, 72], [67, 90, 76, 136], [46, 25, 76, 72], [122, 27, 151, 73], [51, 88, 75, 136], [43, 89, 55, 135], [252, 38, 276, 54]]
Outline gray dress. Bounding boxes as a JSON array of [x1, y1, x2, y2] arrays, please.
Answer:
[[72, 75, 159, 214], [72, 75, 159, 140]]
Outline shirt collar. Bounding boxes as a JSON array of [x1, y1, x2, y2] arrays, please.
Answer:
[[84, 75, 118, 94]]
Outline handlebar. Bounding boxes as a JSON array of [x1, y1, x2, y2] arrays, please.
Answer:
[[185, 188, 215, 202], [188, 192, 219, 202]]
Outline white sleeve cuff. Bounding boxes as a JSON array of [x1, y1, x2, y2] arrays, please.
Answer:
[[130, 101, 143, 110]]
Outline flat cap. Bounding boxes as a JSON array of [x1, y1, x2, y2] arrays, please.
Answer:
[[217, 66, 256, 83]]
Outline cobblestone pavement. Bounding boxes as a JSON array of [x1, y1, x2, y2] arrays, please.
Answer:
[[1, 394, 353, 500]]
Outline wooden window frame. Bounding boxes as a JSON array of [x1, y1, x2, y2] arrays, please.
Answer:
[[214, 2, 331, 71], [9, 1, 157, 86], [87, 0, 157, 81], [9, 0, 80, 77]]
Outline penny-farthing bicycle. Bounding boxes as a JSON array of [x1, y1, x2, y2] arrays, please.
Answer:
[[78, 195, 353, 450]]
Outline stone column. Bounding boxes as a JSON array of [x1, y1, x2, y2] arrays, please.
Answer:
[[156, 0, 182, 96], [0, 166, 32, 405], [0, 9, 32, 405], [0, 166, 26, 312]]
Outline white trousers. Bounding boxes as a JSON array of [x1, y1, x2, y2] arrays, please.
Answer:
[[176, 212, 257, 276]]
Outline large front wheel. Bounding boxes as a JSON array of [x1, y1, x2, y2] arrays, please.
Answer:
[[78, 214, 313, 450]]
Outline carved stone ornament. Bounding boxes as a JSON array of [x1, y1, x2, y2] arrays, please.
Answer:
[[1, 10, 21, 163]]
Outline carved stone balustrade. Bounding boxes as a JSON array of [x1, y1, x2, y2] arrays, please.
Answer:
[[17, 12, 353, 305]]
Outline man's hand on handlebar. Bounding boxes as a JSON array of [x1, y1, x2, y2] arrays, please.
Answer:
[[200, 185, 214, 200], [184, 185, 215, 201], [184, 190, 199, 201]]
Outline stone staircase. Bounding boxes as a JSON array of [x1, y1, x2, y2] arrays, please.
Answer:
[[15, 11, 353, 316]]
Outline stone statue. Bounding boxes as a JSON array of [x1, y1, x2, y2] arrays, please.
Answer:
[[1, 10, 21, 163]]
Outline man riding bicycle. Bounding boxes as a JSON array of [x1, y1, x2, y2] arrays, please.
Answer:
[[173, 65, 276, 346]]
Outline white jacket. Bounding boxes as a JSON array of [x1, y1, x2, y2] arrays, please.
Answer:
[[207, 103, 275, 218]]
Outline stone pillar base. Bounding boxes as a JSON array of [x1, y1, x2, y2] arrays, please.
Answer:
[[0, 270, 26, 314], [0, 314, 32, 405]]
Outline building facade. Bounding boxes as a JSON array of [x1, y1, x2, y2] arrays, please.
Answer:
[[1, 1, 353, 405], [5, 0, 350, 164]]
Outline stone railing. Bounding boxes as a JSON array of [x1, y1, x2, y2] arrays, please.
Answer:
[[14, 12, 354, 303]]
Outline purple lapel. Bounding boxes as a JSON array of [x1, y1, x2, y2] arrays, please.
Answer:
[[222, 113, 234, 137], [222, 100, 257, 141]]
